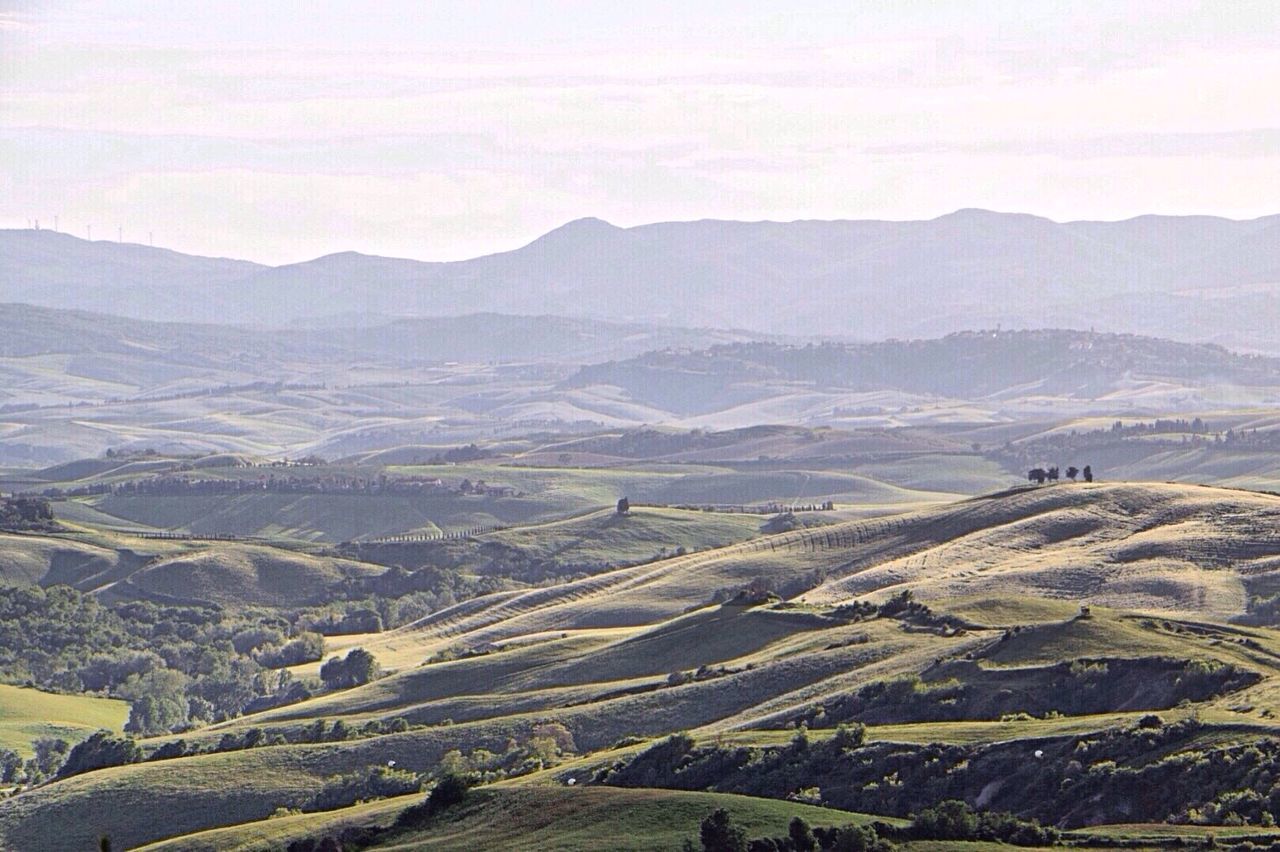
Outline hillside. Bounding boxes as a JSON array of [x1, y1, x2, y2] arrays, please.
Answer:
[[9, 304, 1280, 466], [137, 787, 887, 852], [567, 330, 1280, 415], [6, 211, 1280, 347], [0, 529, 387, 609], [0, 684, 129, 757], [10, 482, 1280, 849]]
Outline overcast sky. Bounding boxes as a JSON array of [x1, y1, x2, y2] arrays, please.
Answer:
[[3, 0, 1279, 264]]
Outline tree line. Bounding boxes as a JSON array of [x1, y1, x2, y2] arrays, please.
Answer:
[[1026, 465, 1092, 485]]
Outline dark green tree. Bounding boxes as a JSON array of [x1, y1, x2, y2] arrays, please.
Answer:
[[789, 816, 816, 851], [0, 748, 20, 783], [57, 730, 142, 779], [320, 647, 382, 689], [700, 808, 747, 852], [29, 736, 70, 779], [911, 799, 978, 840]]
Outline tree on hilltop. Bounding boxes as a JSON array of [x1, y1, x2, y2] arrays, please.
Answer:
[[1083, 465, 1094, 482], [1066, 466, 1079, 481], [1027, 468, 1047, 485]]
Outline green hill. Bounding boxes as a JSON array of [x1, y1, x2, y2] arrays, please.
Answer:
[[136, 786, 887, 852], [0, 684, 129, 756]]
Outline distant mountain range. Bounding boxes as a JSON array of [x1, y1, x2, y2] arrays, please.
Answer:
[[4, 209, 1280, 349]]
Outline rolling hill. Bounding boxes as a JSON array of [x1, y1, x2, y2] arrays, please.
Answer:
[[9, 481, 1280, 848]]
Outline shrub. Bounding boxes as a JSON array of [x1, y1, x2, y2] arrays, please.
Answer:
[[395, 772, 469, 827], [831, 722, 866, 750], [910, 800, 978, 840]]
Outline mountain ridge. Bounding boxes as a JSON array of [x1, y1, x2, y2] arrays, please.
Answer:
[[5, 208, 1280, 348]]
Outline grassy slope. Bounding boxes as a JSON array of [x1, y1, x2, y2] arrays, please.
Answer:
[[0, 527, 388, 608], [137, 787, 887, 852], [478, 506, 764, 565], [115, 544, 384, 608], [80, 460, 959, 542], [0, 684, 129, 756]]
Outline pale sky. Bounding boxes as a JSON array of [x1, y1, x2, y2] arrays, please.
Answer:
[[2, 0, 1279, 264]]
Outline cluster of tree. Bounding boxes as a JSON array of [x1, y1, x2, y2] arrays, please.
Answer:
[[324, 564, 515, 629], [0, 496, 55, 531], [284, 773, 471, 852], [428, 443, 495, 464], [0, 585, 322, 735], [7, 714, 435, 791], [309, 765, 422, 811], [1027, 465, 1092, 485], [687, 802, 1056, 852], [998, 418, 1280, 475], [319, 648, 382, 689], [688, 808, 895, 852], [0, 737, 68, 787], [429, 721, 578, 782], [600, 717, 1280, 829], [784, 658, 1255, 728], [45, 471, 485, 499], [829, 590, 966, 634]]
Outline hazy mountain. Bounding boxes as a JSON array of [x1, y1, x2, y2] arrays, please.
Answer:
[[4, 209, 1280, 347]]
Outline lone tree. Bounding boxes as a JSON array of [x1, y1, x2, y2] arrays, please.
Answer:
[[1065, 466, 1079, 481], [616, 496, 630, 515], [699, 808, 747, 852], [1027, 468, 1047, 485], [1083, 465, 1094, 483], [789, 816, 817, 851]]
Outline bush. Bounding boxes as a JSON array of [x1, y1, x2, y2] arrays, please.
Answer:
[[395, 772, 470, 827], [910, 800, 978, 840], [831, 722, 866, 750], [427, 772, 469, 811]]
